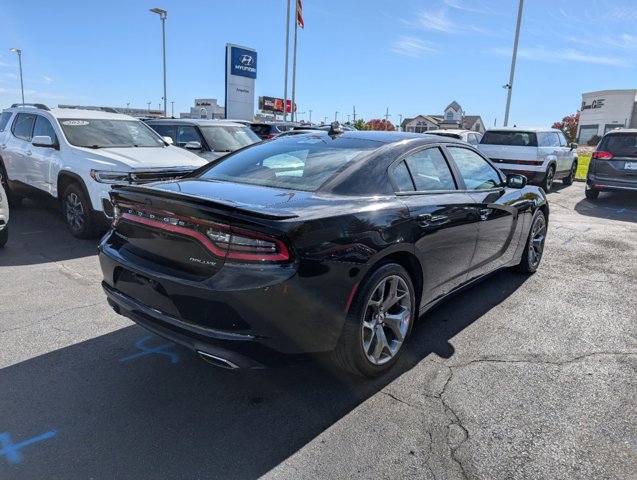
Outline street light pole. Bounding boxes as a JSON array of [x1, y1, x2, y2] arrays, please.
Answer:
[[335, 111, 338, 122], [147, 102, 151, 112], [171, 101, 174, 118], [150, 8, 168, 118], [309, 109, 312, 123], [9, 48, 24, 105], [504, 0, 524, 127]]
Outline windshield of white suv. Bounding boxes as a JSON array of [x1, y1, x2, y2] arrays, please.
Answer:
[[59, 119, 165, 148], [199, 126, 260, 152]]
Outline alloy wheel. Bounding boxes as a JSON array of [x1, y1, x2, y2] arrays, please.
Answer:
[[361, 275, 412, 365], [545, 167, 555, 190], [528, 214, 546, 268], [65, 192, 85, 232]]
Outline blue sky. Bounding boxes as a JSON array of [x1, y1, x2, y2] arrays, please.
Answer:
[[1, 0, 636, 127]]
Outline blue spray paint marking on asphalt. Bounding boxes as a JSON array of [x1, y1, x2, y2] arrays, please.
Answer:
[[0, 431, 56, 464], [119, 336, 180, 364]]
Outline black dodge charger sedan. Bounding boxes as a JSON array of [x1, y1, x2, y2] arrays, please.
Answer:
[[98, 128, 548, 376]]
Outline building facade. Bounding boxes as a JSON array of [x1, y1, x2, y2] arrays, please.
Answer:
[[180, 99, 225, 120], [578, 89, 637, 144], [401, 101, 485, 133]]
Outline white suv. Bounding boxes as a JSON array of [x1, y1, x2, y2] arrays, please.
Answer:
[[477, 127, 578, 191], [0, 104, 207, 237]]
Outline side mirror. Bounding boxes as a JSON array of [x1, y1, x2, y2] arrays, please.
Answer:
[[569, 142, 578, 150], [184, 141, 202, 150], [506, 173, 527, 189], [162, 136, 174, 145], [32, 135, 56, 148]]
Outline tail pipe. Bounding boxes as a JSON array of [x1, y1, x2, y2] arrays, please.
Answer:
[[197, 351, 240, 370]]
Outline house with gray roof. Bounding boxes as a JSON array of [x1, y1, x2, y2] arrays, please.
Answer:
[[401, 101, 485, 133]]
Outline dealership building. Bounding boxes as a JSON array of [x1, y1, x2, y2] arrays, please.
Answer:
[[578, 89, 637, 144]]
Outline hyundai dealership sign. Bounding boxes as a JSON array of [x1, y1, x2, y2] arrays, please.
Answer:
[[225, 44, 257, 120]]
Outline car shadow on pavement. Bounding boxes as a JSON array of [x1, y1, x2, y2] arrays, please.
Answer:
[[574, 191, 637, 224], [0, 198, 104, 267], [0, 269, 528, 479]]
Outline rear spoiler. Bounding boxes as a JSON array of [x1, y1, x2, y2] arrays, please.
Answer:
[[109, 184, 299, 221]]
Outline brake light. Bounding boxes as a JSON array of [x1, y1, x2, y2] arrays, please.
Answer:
[[592, 150, 613, 160], [117, 204, 290, 263]]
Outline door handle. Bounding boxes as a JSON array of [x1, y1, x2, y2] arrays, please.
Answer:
[[26, 150, 32, 156]]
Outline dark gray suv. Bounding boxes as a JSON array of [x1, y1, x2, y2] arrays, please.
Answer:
[[586, 129, 637, 199]]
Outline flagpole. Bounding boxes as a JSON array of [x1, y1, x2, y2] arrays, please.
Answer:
[[291, 0, 299, 123], [283, 0, 291, 122]]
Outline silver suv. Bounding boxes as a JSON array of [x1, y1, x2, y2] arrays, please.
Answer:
[[478, 127, 578, 191], [0, 104, 206, 237]]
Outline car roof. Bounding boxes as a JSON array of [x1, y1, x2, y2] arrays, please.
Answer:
[[5, 105, 136, 121], [604, 128, 637, 135], [427, 129, 474, 134], [146, 118, 246, 127], [273, 130, 464, 145], [484, 127, 560, 133]]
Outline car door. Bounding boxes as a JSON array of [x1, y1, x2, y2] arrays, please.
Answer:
[[556, 131, 572, 173], [28, 115, 61, 194], [4, 112, 36, 186], [177, 125, 205, 150], [444, 145, 520, 280], [393, 146, 479, 305]]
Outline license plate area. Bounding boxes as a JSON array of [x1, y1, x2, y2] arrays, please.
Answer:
[[625, 161, 637, 170]]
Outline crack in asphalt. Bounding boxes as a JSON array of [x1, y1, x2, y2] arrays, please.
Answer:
[[445, 351, 637, 370], [0, 302, 102, 333]]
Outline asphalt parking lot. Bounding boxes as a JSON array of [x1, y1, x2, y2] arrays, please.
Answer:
[[1, 183, 635, 480]]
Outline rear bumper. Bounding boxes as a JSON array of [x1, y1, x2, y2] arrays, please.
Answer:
[[587, 175, 637, 192], [500, 168, 546, 184], [98, 239, 351, 364]]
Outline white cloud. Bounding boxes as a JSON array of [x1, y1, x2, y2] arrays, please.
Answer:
[[43, 76, 54, 84], [417, 10, 456, 33], [0, 87, 86, 101], [389, 36, 438, 58], [489, 46, 631, 67], [443, 0, 494, 15]]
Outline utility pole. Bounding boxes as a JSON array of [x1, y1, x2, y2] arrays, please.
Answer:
[[504, 0, 524, 126], [353, 105, 356, 124], [398, 114, 403, 131], [384, 107, 390, 130], [283, 0, 291, 122], [291, 0, 299, 123], [309, 109, 312, 123], [335, 111, 339, 122], [147, 102, 151, 111], [171, 101, 174, 117]]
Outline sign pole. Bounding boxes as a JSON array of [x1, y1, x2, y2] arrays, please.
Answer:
[[283, 0, 290, 122]]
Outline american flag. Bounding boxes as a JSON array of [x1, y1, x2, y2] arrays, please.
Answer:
[[297, 0, 304, 28]]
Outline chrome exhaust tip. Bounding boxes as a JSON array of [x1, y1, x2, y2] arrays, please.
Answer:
[[197, 351, 240, 370]]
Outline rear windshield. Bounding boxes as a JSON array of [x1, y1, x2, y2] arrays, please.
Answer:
[[197, 137, 378, 191], [250, 124, 272, 136], [59, 119, 164, 148], [429, 132, 461, 139], [199, 126, 260, 152], [600, 133, 637, 157], [481, 131, 538, 147]]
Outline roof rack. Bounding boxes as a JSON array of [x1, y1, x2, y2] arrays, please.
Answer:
[[10, 103, 50, 111]]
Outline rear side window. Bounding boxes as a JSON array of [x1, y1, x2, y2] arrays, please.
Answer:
[[250, 124, 271, 137], [600, 134, 637, 157], [150, 124, 176, 142], [402, 147, 456, 191], [537, 132, 560, 147], [481, 131, 538, 147], [447, 146, 502, 190], [0, 112, 12, 131], [12, 113, 36, 141]]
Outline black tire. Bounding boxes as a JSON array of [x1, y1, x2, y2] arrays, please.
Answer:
[[0, 161, 22, 207], [0, 224, 8, 248], [517, 210, 547, 274], [332, 263, 416, 377], [61, 183, 99, 239], [540, 165, 555, 192], [585, 186, 599, 200], [562, 160, 577, 185]]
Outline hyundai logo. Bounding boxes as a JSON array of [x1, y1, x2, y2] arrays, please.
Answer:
[[239, 55, 254, 66]]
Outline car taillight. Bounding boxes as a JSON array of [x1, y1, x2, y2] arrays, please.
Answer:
[[592, 150, 613, 160], [117, 204, 290, 263], [266, 134, 277, 139], [204, 224, 289, 262]]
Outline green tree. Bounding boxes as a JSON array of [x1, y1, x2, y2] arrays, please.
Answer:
[[354, 119, 368, 130]]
